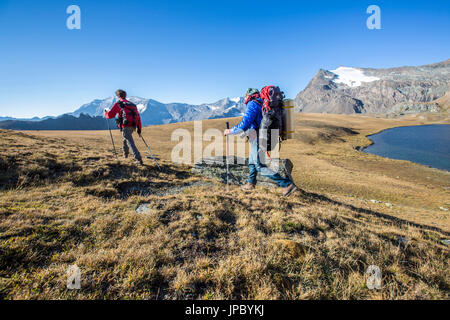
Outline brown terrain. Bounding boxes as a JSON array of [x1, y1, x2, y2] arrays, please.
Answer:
[[0, 112, 448, 299]]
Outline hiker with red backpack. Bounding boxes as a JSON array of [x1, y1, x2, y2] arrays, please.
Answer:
[[104, 89, 144, 165], [224, 87, 298, 197]]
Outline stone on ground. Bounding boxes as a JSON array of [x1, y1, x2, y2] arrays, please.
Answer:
[[192, 156, 294, 188]]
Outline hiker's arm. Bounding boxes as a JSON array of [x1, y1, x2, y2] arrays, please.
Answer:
[[229, 102, 257, 135], [104, 103, 119, 119]]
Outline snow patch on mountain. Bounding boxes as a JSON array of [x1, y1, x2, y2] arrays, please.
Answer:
[[330, 67, 380, 87], [295, 59, 450, 114], [137, 104, 147, 113]]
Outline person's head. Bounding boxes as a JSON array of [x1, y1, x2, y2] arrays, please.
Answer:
[[245, 88, 259, 98], [244, 88, 260, 104], [115, 89, 127, 99]]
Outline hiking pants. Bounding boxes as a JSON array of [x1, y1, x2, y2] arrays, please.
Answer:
[[247, 129, 292, 188], [122, 127, 142, 161]]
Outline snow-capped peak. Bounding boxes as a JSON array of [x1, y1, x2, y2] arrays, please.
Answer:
[[330, 67, 380, 87], [137, 104, 147, 113], [70, 95, 247, 126]]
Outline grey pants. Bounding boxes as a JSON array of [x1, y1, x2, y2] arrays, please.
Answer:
[[122, 127, 142, 161]]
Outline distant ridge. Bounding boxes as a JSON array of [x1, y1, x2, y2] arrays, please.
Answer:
[[0, 97, 245, 130], [0, 114, 109, 131], [70, 96, 246, 126]]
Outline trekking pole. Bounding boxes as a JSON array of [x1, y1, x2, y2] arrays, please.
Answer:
[[226, 122, 230, 191], [140, 135, 162, 172], [105, 113, 119, 161]]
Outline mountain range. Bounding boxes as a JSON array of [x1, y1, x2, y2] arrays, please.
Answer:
[[0, 116, 52, 122], [0, 97, 246, 130], [1, 59, 448, 130], [295, 59, 449, 114], [71, 96, 246, 125]]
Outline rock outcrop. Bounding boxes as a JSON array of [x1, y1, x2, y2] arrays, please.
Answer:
[[295, 59, 450, 114], [191, 156, 294, 188]]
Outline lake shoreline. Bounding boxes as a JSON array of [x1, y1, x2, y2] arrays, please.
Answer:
[[361, 123, 450, 172]]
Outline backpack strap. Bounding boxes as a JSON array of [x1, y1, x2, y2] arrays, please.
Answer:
[[117, 101, 125, 120]]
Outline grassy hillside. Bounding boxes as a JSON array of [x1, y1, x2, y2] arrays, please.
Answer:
[[0, 113, 449, 299]]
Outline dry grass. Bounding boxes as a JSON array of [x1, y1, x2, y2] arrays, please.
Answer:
[[0, 113, 449, 300]]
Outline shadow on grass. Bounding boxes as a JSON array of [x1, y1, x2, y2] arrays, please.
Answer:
[[296, 188, 450, 237]]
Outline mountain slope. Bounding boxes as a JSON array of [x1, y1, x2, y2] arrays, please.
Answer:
[[435, 91, 450, 112], [0, 116, 52, 122], [0, 114, 110, 130], [295, 60, 450, 114]]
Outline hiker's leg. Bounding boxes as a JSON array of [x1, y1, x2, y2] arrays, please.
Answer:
[[262, 170, 292, 188], [122, 129, 129, 158], [124, 127, 142, 161], [248, 164, 257, 185], [247, 131, 259, 185], [254, 142, 292, 188]]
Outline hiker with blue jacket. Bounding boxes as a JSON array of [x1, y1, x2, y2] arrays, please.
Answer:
[[224, 88, 298, 197]]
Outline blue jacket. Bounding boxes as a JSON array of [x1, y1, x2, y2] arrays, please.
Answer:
[[230, 99, 263, 135]]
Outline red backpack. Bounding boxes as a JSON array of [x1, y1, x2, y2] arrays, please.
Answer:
[[117, 101, 139, 129], [260, 86, 285, 112], [259, 86, 285, 152]]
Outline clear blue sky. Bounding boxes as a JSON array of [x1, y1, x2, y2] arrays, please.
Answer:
[[0, 0, 449, 118]]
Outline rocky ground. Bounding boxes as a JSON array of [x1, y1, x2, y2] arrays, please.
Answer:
[[191, 156, 294, 188]]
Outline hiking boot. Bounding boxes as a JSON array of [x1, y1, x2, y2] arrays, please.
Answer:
[[123, 154, 129, 159], [135, 159, 144, 166], [241, 183, 255, 191], [283, 183, 298, 197]]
